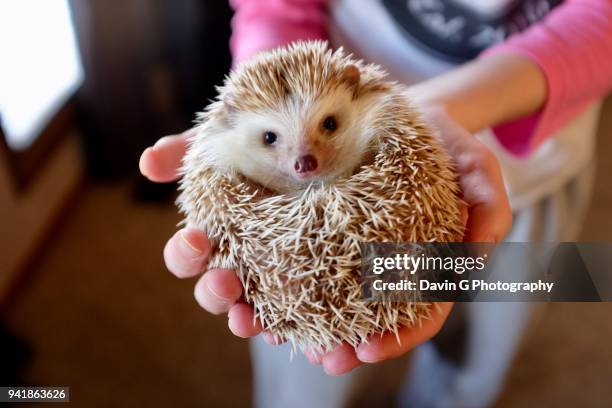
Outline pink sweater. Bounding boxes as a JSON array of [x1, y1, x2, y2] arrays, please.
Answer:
[[229, 0, 612, 156]]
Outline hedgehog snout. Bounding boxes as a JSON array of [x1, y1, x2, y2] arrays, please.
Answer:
[[294, 154, 318, 174]]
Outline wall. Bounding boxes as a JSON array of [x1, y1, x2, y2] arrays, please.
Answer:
[[0, 133, 83, 304]]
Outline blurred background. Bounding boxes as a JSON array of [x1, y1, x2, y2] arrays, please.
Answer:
[[0, 1, 611, 407]]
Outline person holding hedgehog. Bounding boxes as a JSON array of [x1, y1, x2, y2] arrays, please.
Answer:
[[140, 1, 612, 407]]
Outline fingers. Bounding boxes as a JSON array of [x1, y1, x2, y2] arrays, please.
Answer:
[[455, 146, 512, 242], [356, 302, 453, 363], [164, 228, 211, 278], [424, 109, 512, 243], [165, 227, 260, 337], [465, 199, 512, 243], [459, 202, 469, 229], [228, 303, 263, 338], [139, 129, 195, 183], [307, 303, 452, 374], [263, 332, 285, 346], [321, 342, 362, 376], [194, 268, 243, 315], [304, 350, 323, 365]]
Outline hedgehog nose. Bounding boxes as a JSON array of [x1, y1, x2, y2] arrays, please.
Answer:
[[294, 154, 318, 173]]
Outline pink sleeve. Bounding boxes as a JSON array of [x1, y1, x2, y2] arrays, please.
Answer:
[[229, 0, 329, 65], [482, 0, 612, 157]]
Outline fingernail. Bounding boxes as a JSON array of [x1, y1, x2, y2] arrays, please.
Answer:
[[153, 136, 173, 149], [305, 350, 322, 364], [178, 231, 204, 256], [206, 280, 235, 303], [356, 347, 380, 363], [263, 332, 281, 345]]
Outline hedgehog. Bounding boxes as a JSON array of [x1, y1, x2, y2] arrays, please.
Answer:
[[177, 41, 464, 353]]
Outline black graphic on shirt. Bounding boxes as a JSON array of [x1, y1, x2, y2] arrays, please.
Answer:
[[382, 0, 562, 61]]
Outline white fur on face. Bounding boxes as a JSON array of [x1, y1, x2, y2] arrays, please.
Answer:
[[199, 86, 383, 193]]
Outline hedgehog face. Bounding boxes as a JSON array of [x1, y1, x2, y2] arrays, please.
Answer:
[[196, 43, 394, 193], [223, 84, 372, 193]]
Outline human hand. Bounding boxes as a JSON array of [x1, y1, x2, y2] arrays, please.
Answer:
[[309, 107, 513, 375], [305, 302, 454, 375], [139, 130, 265, 339], [140, 108, 512, 376], [423, 106, 513, 243], [139, 130, 376, 374]]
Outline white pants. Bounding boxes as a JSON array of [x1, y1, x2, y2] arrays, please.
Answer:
[[249, 163, 595, 408]]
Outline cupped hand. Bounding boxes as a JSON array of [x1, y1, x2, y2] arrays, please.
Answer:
[[424, 107, 513, 243], [312, 107, 512, 375], [140, 108, 512, 375], [140, 130, 262, 339], [306, 302, 454, 375]]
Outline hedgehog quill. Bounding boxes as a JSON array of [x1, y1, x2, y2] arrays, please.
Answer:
[[178, 41, 464, 353]]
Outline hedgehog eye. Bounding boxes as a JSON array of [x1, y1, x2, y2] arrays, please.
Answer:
[[263, 131, 278, 145], [322, 115, 338, 132]]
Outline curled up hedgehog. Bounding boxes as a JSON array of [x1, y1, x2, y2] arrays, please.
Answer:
[[178, 41, 464, 353]]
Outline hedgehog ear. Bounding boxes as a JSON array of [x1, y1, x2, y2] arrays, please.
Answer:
[[223, 92, 239, 115], [342, 64, 360, 98]]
